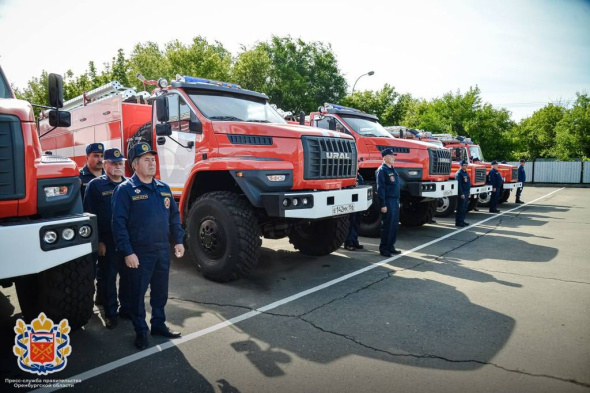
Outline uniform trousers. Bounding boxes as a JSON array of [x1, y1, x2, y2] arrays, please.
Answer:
[[121, 246, 170, 333], [379, 198, 400, 253]]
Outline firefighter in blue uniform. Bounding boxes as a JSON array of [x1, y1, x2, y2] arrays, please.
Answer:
[[376, 148, 402, 257], [488, 160, 503, 213], [80, 143, 105, 199], [455, 160, 471, 227], [83, 148, 129, 329], [515, 159, 526, 203], [112, 142, 185, 350]]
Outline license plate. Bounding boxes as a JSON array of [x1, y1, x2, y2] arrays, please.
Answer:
[[332, 204, 355, 215], [443, 189, 453, 196]]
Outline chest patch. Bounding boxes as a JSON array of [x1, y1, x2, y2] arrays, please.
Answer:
[[132, 194, 148, 201]]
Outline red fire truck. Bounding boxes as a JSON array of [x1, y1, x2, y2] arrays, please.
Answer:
[[39, 75, 372, 282], [0, 67, 97, 329], [431, 134, 522, 206], [385, 128, 492, 216], [304, 104, 456, 236]]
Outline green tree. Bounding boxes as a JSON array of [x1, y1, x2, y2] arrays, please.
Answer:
[[258, 36, 347, 113], [554, 93, 590, 160], [467, 104, 516, 161], [513, 104, 565, 160], [340, 85, 414, 126], [231, 45, 272, 93], [165, 37, 232, 82], [126, 41, 170, 91]]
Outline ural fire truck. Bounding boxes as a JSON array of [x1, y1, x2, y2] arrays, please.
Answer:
[[386, 128, 492, 216], [0, 67, 97, 329], [432, 134, 522, 206], [39, 76, 372, 282], [305, 104, 456, 236]]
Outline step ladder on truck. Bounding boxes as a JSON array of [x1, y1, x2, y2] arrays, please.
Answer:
[[39, 75, 372, 282]]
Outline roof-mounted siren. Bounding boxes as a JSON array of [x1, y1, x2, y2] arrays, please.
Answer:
[[176, 74, 241, 89], [323, 102, 362, 113]]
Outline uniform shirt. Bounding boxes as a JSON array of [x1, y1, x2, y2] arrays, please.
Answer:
[[79, 165, 105, 200], [455, 168, 471, 196], [488, 168, 503, 189], [518, 165, 526, 183], [83, 175, 125, 244], [375, 163, 400, 208], [111, 174, 184, 257]]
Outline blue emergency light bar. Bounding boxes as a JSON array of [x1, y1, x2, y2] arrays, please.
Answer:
[[324, 103, 363, 113], [176, 74, 242, 89]]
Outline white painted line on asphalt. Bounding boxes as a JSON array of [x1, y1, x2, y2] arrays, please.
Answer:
[[34, 187, 564, 392]]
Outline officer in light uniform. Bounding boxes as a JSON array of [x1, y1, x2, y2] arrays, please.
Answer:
[[488, 160, 503, 213], [455, 160, 471, 227], [111, 142, 185, 350], [376, 148, 402, 257], [83, 148, 130, 329], [80, 143, 105, 199]]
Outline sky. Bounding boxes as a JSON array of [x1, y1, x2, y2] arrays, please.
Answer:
[[0, 0, 589, 122]]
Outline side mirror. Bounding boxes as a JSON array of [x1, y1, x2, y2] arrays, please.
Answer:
[[48, 110, 71, 127], [189, 112, 202, 133], [155, 96, 169, 122], [48, 74, 64, 108], [328, 118, 336, 131], [155, 123, 172, 136], [299, 111, 305, 125]]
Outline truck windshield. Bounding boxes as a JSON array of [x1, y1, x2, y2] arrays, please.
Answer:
[[340, 116, 392, 138], [0, 71, 11, 98], [469, 145, 485, 162], [188, 93, 286, 124]]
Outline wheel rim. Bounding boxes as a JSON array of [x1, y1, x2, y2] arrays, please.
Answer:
[[478, 192, 491, 204], [437, 197, 450, 213], [199, 219, 226, 260]]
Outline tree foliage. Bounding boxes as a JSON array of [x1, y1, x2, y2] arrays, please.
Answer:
[[12, 35, 587, 161]]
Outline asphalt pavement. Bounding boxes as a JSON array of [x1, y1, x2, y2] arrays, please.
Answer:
[[1, 186, 589, 393]]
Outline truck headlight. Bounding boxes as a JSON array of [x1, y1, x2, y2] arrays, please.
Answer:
[[43, 230, 58, 244], [44, 186, 69, 198], [408, 170, 419, 176], [79, 225, 92, 238], [62, 228, 75, 241]]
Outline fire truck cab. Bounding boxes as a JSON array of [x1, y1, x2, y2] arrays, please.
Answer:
[[306, 104, 456, 236]]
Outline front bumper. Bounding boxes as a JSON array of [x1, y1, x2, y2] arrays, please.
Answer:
[[407, 180, 458, 198], [470, 184, 492, 195], [0, 213, 97, 280], [261, 185, 373, 219], [503, 182, 523, 190]]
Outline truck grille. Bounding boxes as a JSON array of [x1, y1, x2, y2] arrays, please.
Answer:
[[428, 148, 452, 175], [475, 168, 487, 184], [511, 168, 518, 182], [301, 136, 357, 180], [0, 115, 26, 201]]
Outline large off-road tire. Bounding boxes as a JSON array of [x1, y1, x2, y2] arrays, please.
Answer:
[[478, 191, 492, 207], [15, 254, 95, 330], [288, 216, 349, 256], [499, 189, 511, 204], [400, 199, 436, 227], [435, 196, 457, 217], [186, 192, 261, 282]]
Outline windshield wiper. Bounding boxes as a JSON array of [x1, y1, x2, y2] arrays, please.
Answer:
[[210, 116, 244, 121], [248, 119, 272, 123]]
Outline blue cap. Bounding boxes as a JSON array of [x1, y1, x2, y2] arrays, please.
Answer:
[[381, 148, 396, 157], [86, 143, 104, 155], [104, 148, 126, 162], [460, 160, 468, 166], [129, 142, 157, 162], [491, 160, 498, 165]]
